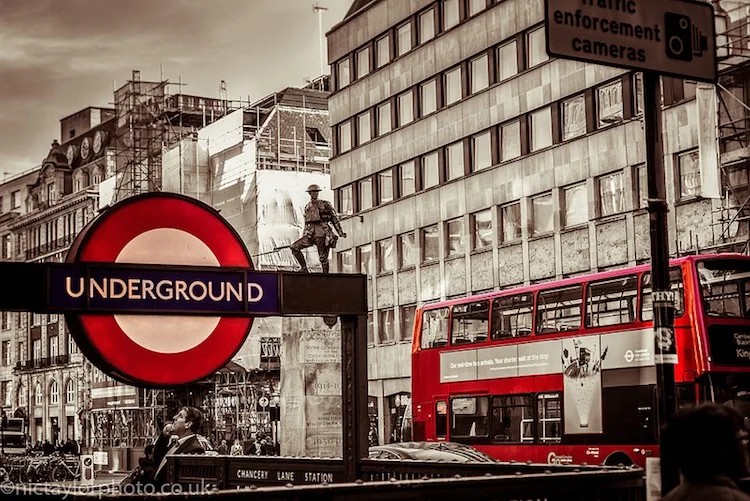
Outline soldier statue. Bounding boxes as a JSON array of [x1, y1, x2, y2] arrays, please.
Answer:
[[291, 184, 347, 274]]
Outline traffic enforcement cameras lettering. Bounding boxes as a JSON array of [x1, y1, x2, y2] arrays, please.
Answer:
[[664, 12, 709, 62]]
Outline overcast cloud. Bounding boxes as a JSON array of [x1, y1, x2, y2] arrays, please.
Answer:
[[0, 0, 349, 175]]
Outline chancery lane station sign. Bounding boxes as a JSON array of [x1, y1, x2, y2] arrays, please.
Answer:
[[0, 193, 366, 388], [545, 0, 717, 82]]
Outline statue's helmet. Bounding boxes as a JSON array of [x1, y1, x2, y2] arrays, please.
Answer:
[[306, 184, 322, 192]]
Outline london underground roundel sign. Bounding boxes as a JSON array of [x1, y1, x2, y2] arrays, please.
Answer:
[[65, 193, 254, 387]]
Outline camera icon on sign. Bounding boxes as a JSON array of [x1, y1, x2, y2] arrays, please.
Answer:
[[664, 12, 708, 62]]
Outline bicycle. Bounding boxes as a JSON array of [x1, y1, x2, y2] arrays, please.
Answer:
[[50, 454, 81, 482]]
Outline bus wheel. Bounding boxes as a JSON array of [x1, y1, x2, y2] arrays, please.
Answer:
[[603, 452, 633, 467]]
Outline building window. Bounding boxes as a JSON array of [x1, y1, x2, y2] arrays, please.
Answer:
[[597, 80, 624, 127], [472, 131, 492, 171], [635, 164, 648, 209], [378, 102, 392, 136], [367, 313, 374, 345], [677, 149, 701, 198], [358, 244, 372, 275], [446, 141, 465, 181], [563, 184, 588, 227], [1, 235, 10, 260], [1, 312, 8, 330], [634, 73, 644, 116], [0, 196, 3, 213], [400, 305, 417, 341], [500, 202, 522, 242], [339, 184, 354, 215], [34, 382, 42, 406], [421, 152, 439, 190], [10, 191, 20, 209], [421, 225, 440, 263], [443, 0, 460, 30], [1, 381, 9, 407], [47, 182, 55, 203], [472, 209, 492, 250], [337, 58, 351, 88], [562, 94, 586, 141], [527, 26, 549, 68], [68, 334, 77, 355], [398, 90, 414, 126], [49, 335, 59, 358], [444, 67, 462, 106], [338, 249, 355, 273], [397, 22, 412, 56], [49, 380, 58, 405], [501, 121, 522, 161], [497, 41, 519, 81], [65, 379, 75, 404], [379, 309, 396, 344], [419, 8, 435, 44], [339, 122, 352, 153], [398, 232, 417, 269], [469, 0, 486, 16], [1, 341, 9, 366], [400, 160, 416, 196], [359, 178, 373, 211], [377, 238, 394, 274], [356, 47, 370, 79], [18, 384, 26, 407], [530, 107, 553, 151], [358, 111, 372, 145], [379, 170, 394, 204], [420, 79, 437, 116], [598, 171, 625, 216], [532, 193, 554, 235], [376, 35, 390, 68], [470, 54, 489, 93], [446, 217, 464, 257], [32, 338, 41, 360]]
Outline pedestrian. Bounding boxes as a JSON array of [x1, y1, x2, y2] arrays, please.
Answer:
[[661, 403, 750, 501], [230, 439, 243, 456], [217, 439, 228, 455], [151, 407, 209, 487]]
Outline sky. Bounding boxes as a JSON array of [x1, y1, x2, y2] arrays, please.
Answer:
[[0, 0, 351, 176]]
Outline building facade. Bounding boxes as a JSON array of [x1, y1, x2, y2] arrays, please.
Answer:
[[327, 0, 750, 444]]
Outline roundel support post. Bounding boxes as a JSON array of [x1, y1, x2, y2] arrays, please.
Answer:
[[340, 313, 369, 483]]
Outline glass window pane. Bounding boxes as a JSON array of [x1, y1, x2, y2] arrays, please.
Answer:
[[399, 91, 414, 125], [532, 194, 553, 235], [598, 80, 624, 127], [562, 94, 586, 141], [419, 9, 435, 44], [451, 396, 489, 438], [397, 22, 412, 56], [421, 307, 449, 348], [399, 232, 417, 268], [634, 73, 644, 116], [598, 171, 625, 216], [563, 184, 588, 227], [422, 152, 439, 189], [377, 239, 394, 273], [359, 178, 373, 210], [586, 275, 638, 327], [501, 203, 522, 242], [446, 218, 464, 256], [378, 102, 392, 136], [497, 41, 519, 81], [469, 0, 486, 16], [422, 225, 439, 263], [356, 47, 370, 79], [379, 309, 396, 343], [377, 35, 390, 68], [379, 170, 394, 203], [471, 55, 489, 93], [358, 112, 371, 144], [531, 107, 553, 151], [444, 67, 462, 105], [339, 249, 354, 273], [367, 312, 374, 344], [527, 27, 549, 68], [401, 160, 416, 196], [636, 164, 648, 209], [337, 58, 350, 88], [443, 0, 460, 30], [473, 131, 492, 171], [678, 149, 701, 198], [421, 80, 437, 115], [536, 285, 583, 333], [339, 122, 351, 153], [501, 121, 521, 161], [472, 209, 492, 249], [339, 185, 354, 215], [641, 268, 685, 320], [447, 141, 464, 180], [491, 293, 533, 339], [359, 244, 372, 275], [451, 300, 489, 345], [400, 305, 416, 341]]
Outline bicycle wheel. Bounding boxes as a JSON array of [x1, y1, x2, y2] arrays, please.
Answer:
[[51, 465, 68, 483]]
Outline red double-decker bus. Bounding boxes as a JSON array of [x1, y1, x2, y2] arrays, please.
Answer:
[[410, 254, 750, 467]]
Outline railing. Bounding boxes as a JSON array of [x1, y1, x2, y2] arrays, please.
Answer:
[[25, 235, 74, 260], [15, 354, 70, 371]]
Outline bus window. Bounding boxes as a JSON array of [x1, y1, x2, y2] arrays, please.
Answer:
[[697, 260, 750, 317], [641, 268, 684, 320], [586, 275, 638, 327], [536, 393, 562, 443], [420, 307, 449, 349], [491, 294, 533, 340], [451, 396, 489, 439], [491, 395, 533, 443], [436, 400, 447, 439], [451, 300, 489, 345], [536, 285, 583, 334]]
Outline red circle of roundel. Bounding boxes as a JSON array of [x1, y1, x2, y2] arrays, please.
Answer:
[[66, 193, 253, 387]]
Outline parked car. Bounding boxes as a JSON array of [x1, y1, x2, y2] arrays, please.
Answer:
[[368, 441, 496, 463]]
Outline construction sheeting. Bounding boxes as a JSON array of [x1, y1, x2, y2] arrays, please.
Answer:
[[697, 83, 721, 199], [198, 108, 244, 157]]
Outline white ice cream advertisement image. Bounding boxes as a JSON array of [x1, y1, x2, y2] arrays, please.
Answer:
[[562, 336, 606, 434]]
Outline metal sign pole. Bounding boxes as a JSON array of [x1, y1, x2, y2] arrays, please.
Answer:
[[642, 70, 679, 496]]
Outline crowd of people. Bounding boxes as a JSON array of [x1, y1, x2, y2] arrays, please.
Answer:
[[27, 439, 81, 456]]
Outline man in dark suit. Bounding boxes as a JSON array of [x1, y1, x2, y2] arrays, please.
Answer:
[[152, 406, 208, 486]]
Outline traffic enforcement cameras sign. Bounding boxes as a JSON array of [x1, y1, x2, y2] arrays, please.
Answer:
[[545, 0, 717, 83]]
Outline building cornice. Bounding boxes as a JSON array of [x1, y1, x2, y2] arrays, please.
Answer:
[[9, 189, 98, 230]]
